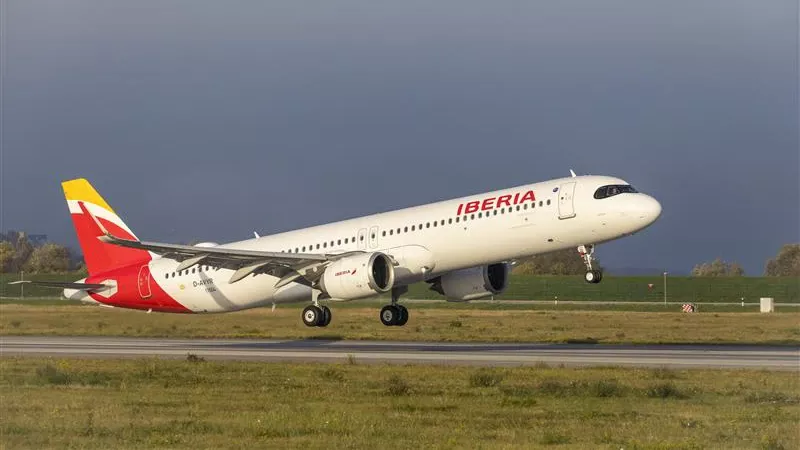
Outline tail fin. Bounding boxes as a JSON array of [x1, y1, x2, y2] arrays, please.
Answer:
[[62, 178, 151, 275]]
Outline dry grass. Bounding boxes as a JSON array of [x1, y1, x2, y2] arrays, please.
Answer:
[[1, 304, 799, 344], [1, 357, 798, 449]]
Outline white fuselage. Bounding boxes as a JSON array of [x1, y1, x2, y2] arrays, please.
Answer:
[[146, 175, 661, 312]]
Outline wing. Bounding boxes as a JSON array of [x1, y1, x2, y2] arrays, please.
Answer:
[[98, 233, 363, 286]]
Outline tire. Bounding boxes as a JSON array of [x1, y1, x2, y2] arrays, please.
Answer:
[[380, 305, 398, 326], [584, 271, 596, 284], [396, 305, 409, 326], [594, 270, 603, 283], [320, 306, 332, 327], [302, 305, 323, 327]]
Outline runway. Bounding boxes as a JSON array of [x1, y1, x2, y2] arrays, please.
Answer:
[[1, 336, 797, 370], [0, 336, 800, 371]]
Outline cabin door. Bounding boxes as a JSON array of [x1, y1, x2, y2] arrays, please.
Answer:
[[137, 264, 153, 299], [558, 182, 577, 219]]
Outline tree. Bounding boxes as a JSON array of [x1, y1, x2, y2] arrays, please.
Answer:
[[765, 244, 800, 276], [0, 241, 14, 273], [691, 258, 745, 277], [22, 243, 72, 273], [9, 233, 33, 272], [512, 249, 597, 275]]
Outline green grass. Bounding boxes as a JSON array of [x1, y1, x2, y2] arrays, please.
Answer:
[[410, 275, 800, 303], [2, 304, 799, 344], [3, 272, 798, 303], [1, 358, 797, 449]]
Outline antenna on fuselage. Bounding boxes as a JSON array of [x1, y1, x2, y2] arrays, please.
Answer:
[[253, 231, 261, 238], [569, 169, 577, 178]]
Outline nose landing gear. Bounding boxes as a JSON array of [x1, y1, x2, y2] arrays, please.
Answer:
[[578, 244, 603, 284]]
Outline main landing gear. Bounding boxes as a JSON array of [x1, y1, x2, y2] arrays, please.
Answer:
[[302, 304, 332, 327], [578, 244, 603, 284], [380, 286, 409, 326]]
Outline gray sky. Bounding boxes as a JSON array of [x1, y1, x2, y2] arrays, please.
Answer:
[[2, 1, 798, 275]]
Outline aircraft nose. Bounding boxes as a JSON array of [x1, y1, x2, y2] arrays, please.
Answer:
[[639, 194, 662, 224]]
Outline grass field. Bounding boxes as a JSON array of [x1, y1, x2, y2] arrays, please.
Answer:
[[3, 272, 798, 303], [1, 357, 797, 449], [2, 304, 799, 345]]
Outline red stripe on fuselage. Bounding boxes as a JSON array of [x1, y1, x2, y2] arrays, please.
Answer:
[[86, 264, 192, 313]]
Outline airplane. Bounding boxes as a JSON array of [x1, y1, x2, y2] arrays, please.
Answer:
[[13, 174, 661, 327]]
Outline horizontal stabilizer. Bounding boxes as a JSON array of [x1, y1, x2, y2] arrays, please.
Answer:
[[8, 280, 108, 290]]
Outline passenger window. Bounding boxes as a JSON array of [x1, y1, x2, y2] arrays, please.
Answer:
[[426, 223, 430, 228], [433, 221, 437, 227], [478, 212, 482, 218], [382, 231, 386, 237], [448, 218, 452, 224], [317, 244, 321, 249], [456, 217, 460, 223], [337, 239, 341, 245], [539, 201, 543, 207], [471, 214, 475, 220], [547, 199, 551, 205], [359, 236, 364, 241]]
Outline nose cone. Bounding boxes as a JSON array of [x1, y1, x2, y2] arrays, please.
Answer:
[[638, 194, 662, 226]]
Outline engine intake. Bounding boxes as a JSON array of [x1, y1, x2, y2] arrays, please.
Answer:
[[429, 263, 509, 302], [319, 252, 395, 300]]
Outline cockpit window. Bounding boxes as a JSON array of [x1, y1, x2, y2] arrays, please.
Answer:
[[594, 184, 638, 199]]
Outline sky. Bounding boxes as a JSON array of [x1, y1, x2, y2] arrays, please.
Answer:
[[1, 1, 798, 275]]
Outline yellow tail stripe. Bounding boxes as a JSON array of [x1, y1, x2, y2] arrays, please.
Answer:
[[62, 178, 115, 214]]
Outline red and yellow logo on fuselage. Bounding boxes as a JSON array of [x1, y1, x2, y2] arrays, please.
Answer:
[[456, 190, 536, 216]]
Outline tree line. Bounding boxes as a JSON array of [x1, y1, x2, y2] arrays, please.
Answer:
[[1, 230, 798, 277], [0, 231, 82, 274]]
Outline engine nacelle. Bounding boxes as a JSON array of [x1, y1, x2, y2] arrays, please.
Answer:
[[430, 263, 509, 302], [319, 252, 395, 300], [193, 242, 219, 248]]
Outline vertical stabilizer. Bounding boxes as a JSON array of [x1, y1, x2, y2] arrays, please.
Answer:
[[62, 179, 151, 274]]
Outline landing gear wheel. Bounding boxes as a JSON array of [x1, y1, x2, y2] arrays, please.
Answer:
[[302, 305, 323, 327], [319, 305, 332, 327], [578, 244, 602, 284], [584, 270, 603, 284], [396, 305, 409, 326], [380, 305, 400, 326]]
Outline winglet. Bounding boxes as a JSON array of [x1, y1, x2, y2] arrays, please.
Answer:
[[569, 169, 577, 178]]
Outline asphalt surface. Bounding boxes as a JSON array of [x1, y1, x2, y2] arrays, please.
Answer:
[[2, 336, 798, 370]]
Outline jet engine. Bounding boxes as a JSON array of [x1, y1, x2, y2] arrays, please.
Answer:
[[429, 263, 509, 302], [319, 252, 395, 300]]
